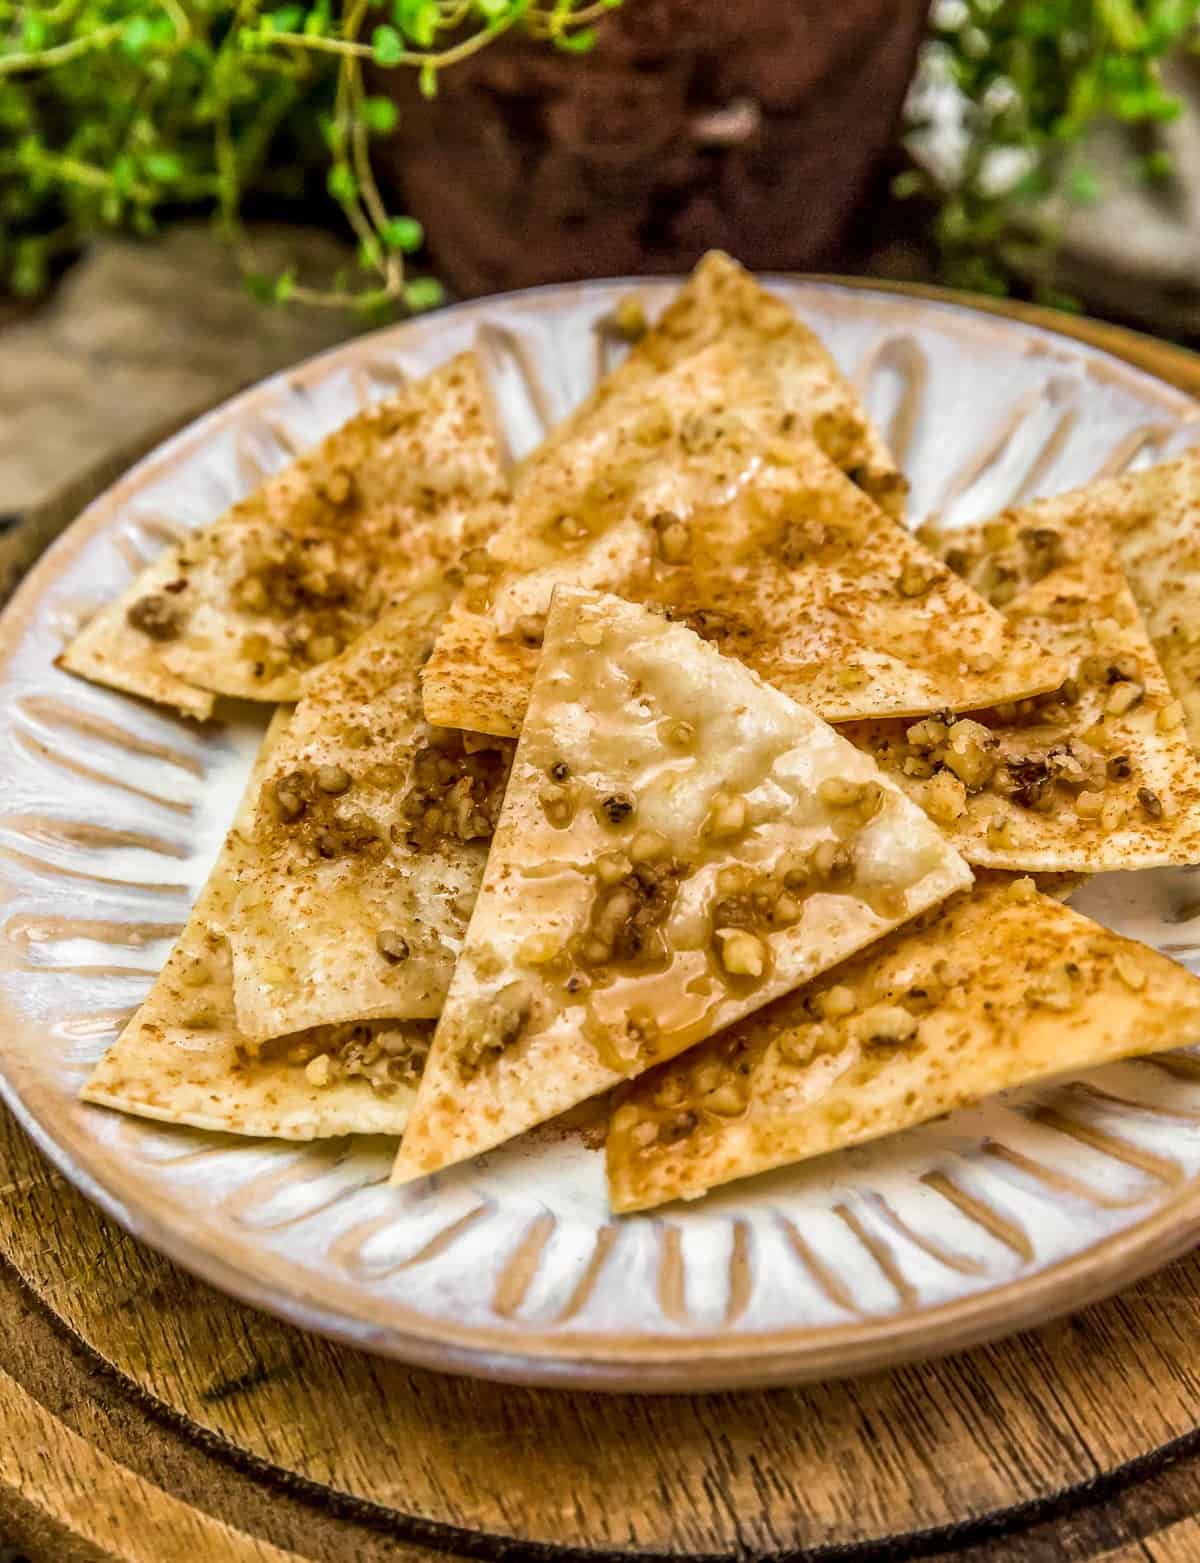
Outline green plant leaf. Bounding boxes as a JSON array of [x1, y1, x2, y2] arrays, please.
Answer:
[[403, 275, 445, 310], [360, 95, 399, 132], [326, 164, 358, 202], [555, 25, 596, 51], [381, 215, 423, 251], [371, 24, 405, 65]]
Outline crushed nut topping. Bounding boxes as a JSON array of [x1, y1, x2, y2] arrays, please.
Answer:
[[540, 784, 574, 829], [1105, 680, 1144, 717], [580, 853, 686, 968], [127, 594, 184, 641], [650, 510, 691, 564], [716, 928, 766, 978], [277, 1020, 432, 1094], [925, 770, 967, 826], [599, 792, 636, 827], [514, 613, 546, 648], [896, 562, 936, 598], [316, 764, 352, 795], [459, 981, 531, 1071], [1137, 786, 1163, 821], [376, 929, 410, 964], [703, 791, 747, 839], [854, 1003, 918, 1047], [399, 734, 511, 852]]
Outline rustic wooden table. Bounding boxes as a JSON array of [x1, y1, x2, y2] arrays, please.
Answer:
[[3, 286, 1200, 1563]]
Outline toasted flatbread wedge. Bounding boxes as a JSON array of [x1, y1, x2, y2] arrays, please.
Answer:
[[929, 450, 1200, 751], [59, 353, 507, 718], [607, 877, 1200, 1211], [393, 588, 972, 1182], [421, 344, 1065, 739], [530, 250, 905, 518], [227, 576, 513, 1042], [82, 712, 431, 1138], [847, 520, 1200, 871]]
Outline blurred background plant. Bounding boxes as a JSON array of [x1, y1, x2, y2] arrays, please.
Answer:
[[901, 0, 1200, 306], [0, 0, 616, 310], [2, 0, 1199, 324]]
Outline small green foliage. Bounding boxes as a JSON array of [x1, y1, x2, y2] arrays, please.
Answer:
[[0, 0, 618, 311], [902, 0, 1200, 299]]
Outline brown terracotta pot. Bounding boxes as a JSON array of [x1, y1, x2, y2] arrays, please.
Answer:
[[375, 0, 930, 296]]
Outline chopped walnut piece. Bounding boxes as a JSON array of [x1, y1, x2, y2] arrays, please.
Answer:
[[515, 614, 546, 648], [1137, 787, 1164, 821], [599, 793, 635, 827], [273, 771, 308, 821], [817, 777, 866, 807], [540, 784, 574, 829], [316, 764, 351, 795], [662, 1110, 699, 1144], [1075, 790, 1104, 820], [1101, 795, 1125, 831], [717, 928, 766, 978], [305, 1053, 333, 1087], [1105, 681, 1144, 717], [855, 1004, 917, 1047], [651, 510, 692, 564], [630, 829, 669, 862], [896, 562, 936, 598], [943, 719, 996, 789], [810, 839, 855, 887], [595, 851, 632, 885], [375, 929, 410, 964], [815, 984, 856, 1019], [318, 467, 356, 508], [703, 1080, 748, 1117], [703, 791, 747, 839], [925, 770, 967, 826], [127, 594, 183, 641], [460, 981, 531, 1070]]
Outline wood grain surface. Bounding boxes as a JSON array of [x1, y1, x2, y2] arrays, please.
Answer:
[[3, 291, 1200, 1563]]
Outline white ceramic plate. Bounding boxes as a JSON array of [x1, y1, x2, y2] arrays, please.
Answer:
[[4, 278, 1200, 1392]]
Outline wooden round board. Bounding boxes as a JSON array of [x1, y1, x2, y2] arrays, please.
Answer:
[[3, 277, 1200, 1403]]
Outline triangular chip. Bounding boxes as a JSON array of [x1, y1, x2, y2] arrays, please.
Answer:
[[529, 250, 905, 518], [607, 877, 1200, 1211], [227, 575, 513, 1041], [928, 449, 1200, 752], [59, 353, 507, 718], [846, 519, 1200, 871], [82, 713, 431, 1138], [421, 343, 1066, 739], [393, 588, 972, 1182]]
